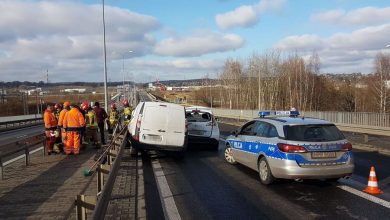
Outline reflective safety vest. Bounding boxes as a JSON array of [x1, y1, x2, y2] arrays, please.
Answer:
[[44, 109, 57, 130], [123, 106, 132, 122], [63, 108, 85, 131], [85, 110, 97, 127], [109, 109, 119, 124], [58, 109, 68, 128]]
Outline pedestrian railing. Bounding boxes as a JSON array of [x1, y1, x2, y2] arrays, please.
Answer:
[[0, 133, 46, 180], [74, 124, 128, 220]]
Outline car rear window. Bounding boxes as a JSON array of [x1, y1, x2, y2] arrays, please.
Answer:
[[186, 111, 212, 122], [284, 124, 345, 142]]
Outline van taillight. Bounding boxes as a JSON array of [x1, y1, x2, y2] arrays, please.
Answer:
[[134, 115, 142, 141], [341, 142, 352, 151], [277, 143, 307, 153]]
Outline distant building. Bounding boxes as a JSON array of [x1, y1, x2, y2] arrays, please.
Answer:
[[62, 88, 86, 93]]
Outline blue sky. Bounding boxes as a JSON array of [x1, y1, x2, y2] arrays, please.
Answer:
[[0, 0, 389, 82]]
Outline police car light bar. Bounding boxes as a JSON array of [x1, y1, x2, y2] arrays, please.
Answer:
[[259, 110, 300, 118]]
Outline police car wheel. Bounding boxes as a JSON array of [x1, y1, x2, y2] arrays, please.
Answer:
[[224, 146, 236, 164], [258, 157, 275, 185]]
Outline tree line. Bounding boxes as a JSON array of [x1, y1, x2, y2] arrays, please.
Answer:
[[195, 50, 390, 113]]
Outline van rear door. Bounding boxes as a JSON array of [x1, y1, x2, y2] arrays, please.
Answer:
[[166, 104, 185, 147], [140, 104, 168, 145]]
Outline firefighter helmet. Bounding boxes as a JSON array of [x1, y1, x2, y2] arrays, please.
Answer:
[[122, 99, 129, 106], [54, 103, 62, 110], [111, 103, 117, 109]]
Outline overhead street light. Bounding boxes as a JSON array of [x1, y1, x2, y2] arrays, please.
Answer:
[[102, 0, 108, 112]]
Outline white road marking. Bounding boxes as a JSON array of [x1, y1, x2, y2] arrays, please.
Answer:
[[17, 135, 27, 139], [152, 159, 181, 220], [337, 185, 390, 209], [2, 146, 43, 166]]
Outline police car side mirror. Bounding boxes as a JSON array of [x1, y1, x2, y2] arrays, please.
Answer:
[[215, 117, 220, 122]]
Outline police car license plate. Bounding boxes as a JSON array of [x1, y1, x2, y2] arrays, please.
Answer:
[[311, 152, 336, 159]]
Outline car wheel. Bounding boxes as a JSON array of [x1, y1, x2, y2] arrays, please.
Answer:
[[258, 157, 275, 185], [224, 145, 236, 164]]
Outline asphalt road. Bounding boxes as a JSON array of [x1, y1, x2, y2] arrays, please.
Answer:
[[0, 125, 43, 149], [142, 123, 390, 220]]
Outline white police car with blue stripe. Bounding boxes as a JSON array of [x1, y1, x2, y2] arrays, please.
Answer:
[[224, 111, 354, 185]]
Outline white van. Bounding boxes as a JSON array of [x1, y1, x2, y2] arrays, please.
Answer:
[[128, 101, 188, 154]]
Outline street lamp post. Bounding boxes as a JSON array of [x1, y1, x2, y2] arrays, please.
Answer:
[[102, 0, 108, 112]]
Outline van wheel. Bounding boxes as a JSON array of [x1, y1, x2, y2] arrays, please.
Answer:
[[258, 157, 275, 185], [224, 145, 236, 164]]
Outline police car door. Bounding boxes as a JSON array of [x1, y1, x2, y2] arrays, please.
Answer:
[[232, 121, 256, 164], [246, 121, 280, 170]]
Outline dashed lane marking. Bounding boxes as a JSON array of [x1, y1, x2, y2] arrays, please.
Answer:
[[337, 185, 390, 209], [152, 159, 182, 220]]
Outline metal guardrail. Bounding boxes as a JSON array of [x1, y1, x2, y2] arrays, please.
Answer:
[[212, 108, 390, 137], [74, 124, 128, 220], [0, 133, 45, 180], [0, 118, 43, 132], [212, 109, 390, 128]]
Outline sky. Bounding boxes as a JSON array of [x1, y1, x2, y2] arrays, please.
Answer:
[[0, 0, 389, 83]]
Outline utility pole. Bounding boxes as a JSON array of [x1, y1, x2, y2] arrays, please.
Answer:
[[46, 69, 49, 84]]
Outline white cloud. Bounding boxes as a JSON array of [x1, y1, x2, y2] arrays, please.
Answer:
[[311, 7, 390, 26], [154, 31, 245, 57], [274, 35, 325, 51], [274, 24, 390, 73], [215, 0, 286, 30], [0, 1, 160, 82]]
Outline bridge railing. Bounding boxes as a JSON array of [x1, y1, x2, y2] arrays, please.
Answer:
[[74, 118, 129, 220], [0, 133, 45, 180]]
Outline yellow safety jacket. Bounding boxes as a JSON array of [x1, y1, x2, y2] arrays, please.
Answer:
[[109, 109, 119, 124], [123, 106, 132, 123], [85, 110, 98, 128]]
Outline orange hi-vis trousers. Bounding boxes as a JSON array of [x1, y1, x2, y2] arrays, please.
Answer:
[[65, 131, 81, 155]]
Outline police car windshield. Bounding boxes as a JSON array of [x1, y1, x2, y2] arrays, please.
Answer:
[[186, 111, 212, 122], [284, 124, 345, 142]]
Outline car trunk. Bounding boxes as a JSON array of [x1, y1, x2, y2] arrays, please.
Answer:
[[186, 111, 213, 138]]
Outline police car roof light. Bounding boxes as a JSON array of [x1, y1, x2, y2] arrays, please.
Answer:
[[259, 110, 300, 118]]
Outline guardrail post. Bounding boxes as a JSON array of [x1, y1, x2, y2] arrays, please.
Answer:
[[97, 164, 111, 194], [75, 194, 97, 220], [25, 146, 30, 166]]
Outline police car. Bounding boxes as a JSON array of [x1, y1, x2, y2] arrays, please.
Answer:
[[224, 111, 354, 185]]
